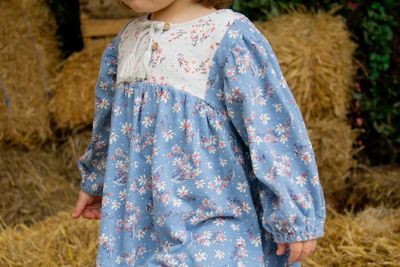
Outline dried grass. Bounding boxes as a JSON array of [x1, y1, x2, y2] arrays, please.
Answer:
[[0, 143, 79, 227], [57, 129, 93, 182], [255, 10, 357, 121], [304, 205, 400, 266], [306, 117, 360, 208], [0, 211, 99, 267], [345, 164, 400, 210], [0, 0, 61, 149], [50, 40, 110, 130]]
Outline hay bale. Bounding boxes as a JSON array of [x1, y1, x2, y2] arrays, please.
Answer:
[[0, 211, 98, 266], [57, 129, 93, 182], [307, 117, 359, 208], [0, 0, 61, 149], [304, 205, 400, 266], [50, 40, 109, 130], [255, 10, 357, 121], [20, 0, 61, 79], [0, 143, 79, 227], [345, 164, 400, 210]]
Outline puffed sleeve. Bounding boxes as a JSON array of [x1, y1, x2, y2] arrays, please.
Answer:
[[77, 34, 120, 196], [221, 18, 327, 243]]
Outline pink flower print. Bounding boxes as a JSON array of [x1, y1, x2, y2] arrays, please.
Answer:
[[133, 91, 149, 115], [161, 128, 175, 142], [167, 146, 202, 181], [232, 236, 249, 260], [155, 88, 170, 103], [311, 174, 321, 186], [218, 139, 226, 148], [142, 114, 155, 128], [150, 169, 172, 205], [110, 147, 129, 185], [172, 102, 181, 113], [225, 87, 246, 105], [207, 171, 234, 195], [167, 29, 186, 42], [98, 234, 116, 256], [122, 84, 134, 97], [294, 143, 312, 164], [188, 21, 215, 46], [179, 118, 194, 144], [177, 53, 190, 73], [251, 39, 267, 58], [121, 122, 132, 136], [290, 189, 313, 210], [272, 152, 292, 178], [194, 230, 226, 247], [176, 185, 189, 198], [197, 58, 212, 74], [118, 245, 146, 265], [130, 174, 152, 195], [201, 135, 218, 153], [295, 172, 308, 186], [150, 46, 166, 66], [228, 29, 240, 39], [231, 45, 256, 76], [247, 224, 262, 247], [194, 251, 207, 262], [171, 230, 188, 244], [263, 128, 279, 144], [132, 132, 156, 152], [177, 53, 212, 74], [97, 97, 111, 110], [225, 66, 237, 80]]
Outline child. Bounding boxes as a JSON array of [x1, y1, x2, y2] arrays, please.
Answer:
[[72, 0, 327, 266]]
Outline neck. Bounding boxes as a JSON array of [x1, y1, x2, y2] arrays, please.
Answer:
[[149, 1, 216, 24]]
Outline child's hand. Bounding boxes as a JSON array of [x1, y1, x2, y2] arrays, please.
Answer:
[[71, 190, 102, 220], [276, 239, 317, 264]]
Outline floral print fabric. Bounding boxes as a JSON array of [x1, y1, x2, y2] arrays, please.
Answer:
[[77, 9, 326, 267]]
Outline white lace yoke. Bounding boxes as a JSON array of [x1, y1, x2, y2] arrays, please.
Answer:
[[116, 8, 241, 100]]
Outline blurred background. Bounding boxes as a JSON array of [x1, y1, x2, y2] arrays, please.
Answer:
[[0, 0, 399, 266]]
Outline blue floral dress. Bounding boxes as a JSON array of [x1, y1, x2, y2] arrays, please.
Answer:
[[77, 8, 326, 267]]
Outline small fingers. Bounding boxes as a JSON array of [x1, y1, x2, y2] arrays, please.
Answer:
[[276, 243, 288, 255], [288, 242, 303, 264], [296, 240, 316, 262], [85, 201, 102, 210], [71, 195, 88, 218], [83, 208, 101, 220]]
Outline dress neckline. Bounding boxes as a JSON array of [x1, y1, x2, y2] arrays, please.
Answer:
[[140, 8, 230, 28]]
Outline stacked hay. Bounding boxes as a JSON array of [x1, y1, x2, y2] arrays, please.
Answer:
[[20, 0, 62, 79], [345, 164, 400, 210], [0, 211, 99, 266], [304, 206, 400, 266], [0, 0, 61, 149], [49, 39, 110, 130], [57, 129, 93, 182], [255, 10, 358, 207], [0, 143, 79, 227]]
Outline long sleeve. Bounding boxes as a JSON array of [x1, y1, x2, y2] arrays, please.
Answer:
[[77, 34, 120, 196], [220, 18, 327, 243]]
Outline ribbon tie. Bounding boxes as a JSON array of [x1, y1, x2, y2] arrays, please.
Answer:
[[118, 21, 164, 83]]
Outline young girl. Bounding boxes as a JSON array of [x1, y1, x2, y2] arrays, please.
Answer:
[[72, 0, 327, 266]]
